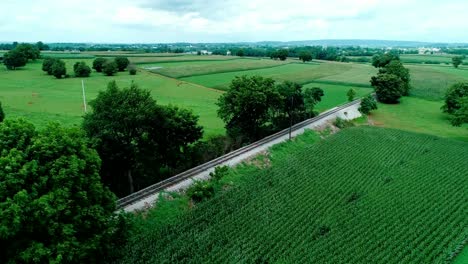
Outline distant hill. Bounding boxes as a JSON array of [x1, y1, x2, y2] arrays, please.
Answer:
[[254, 39, 468, 48]]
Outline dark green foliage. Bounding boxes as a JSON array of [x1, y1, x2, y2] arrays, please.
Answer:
[[3, 49, 27, 70], [271, 49, 289, 61], [83, 81, 203, 196], [36, 41, 49, 51], [449, 97, 468, 126], [333, 117, 355, 129], [51, 59, 66, 79], [371, 73, 404, 103], [371, 52, 400, 68], [92, 57, 107, 72], [186, 181, 215, 202], [347, 88, 356, 101], [42, 57, 57, 75], [103, 61, 118, 76], [210, 166, 230, 182], [128, 64, 137, 75], [299, 51, 313, 62], [442, 82, 468, 114], [379, 60, 411, 96], [73, 61, 91, 77], [14, 43, 40, 60], [236, 49, 245, 57], [358, 94, 378, 115], [115, 57, 130, 71], [121, 127, 467, 263], [452, 56, 463, 68], [217, 76, 324, 143], [217, 75, 280, 142], [0, 101, 4, 122], [0, 119, 119, 263]]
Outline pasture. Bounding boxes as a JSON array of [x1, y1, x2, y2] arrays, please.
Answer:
[[123, 127, 468, 263], [0, 59, 225, 137]]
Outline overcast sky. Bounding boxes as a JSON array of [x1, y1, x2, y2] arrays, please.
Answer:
[[1, 0, 467, 43]]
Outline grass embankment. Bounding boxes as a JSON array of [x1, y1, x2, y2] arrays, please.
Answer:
[[123, 127, 467, 263]]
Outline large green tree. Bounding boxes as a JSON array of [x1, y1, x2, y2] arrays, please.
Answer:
[[372, 53, 400, 68], [217, 75, 280, 142], [103, 61, 118, 76], [299, 51, 313, 63], [83, 81, 202, 196], [15, 43, 40, 61], [42, 57, 58, 75], [452, 56, 464, 68], [370, 73, 404, 103], [442, 82, 468, 114], [358, 94, 378, 115], [3, 49, 28, 70], [379, 60, 411, 96], [0, 119, 118, 263], [92, 57, 107, 72], [114, 57, 130, 72], [449, 97, 468, 126], [73, 61, 91, 77], [51, 59, 67, 79]]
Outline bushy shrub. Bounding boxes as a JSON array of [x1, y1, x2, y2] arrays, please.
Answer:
[[128, 64, 137, 75], [334, 117, 354, 129], [186, 181, 215, 202], [210, 166, 229, 182], [359, 95, 378, 115], [371, 73, 404, 103]]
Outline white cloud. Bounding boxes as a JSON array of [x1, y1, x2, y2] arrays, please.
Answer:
[[0, 0, 467, 43]]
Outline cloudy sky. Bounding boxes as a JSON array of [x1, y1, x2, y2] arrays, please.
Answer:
[[1, 0, 467, 43]]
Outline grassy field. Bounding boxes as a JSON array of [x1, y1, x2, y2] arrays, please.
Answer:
[[139, 58, 289, 78], [370, 97, 468, 142], [123, 126, 467, 263], [0, 59, 225, 137], [129, 55, 237, 64], [305, 82, 373, 111]]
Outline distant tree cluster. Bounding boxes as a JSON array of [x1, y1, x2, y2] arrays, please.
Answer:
[[217, 75, 324, 143], [41, 58, 67, 79], [92, 57, 132, 76], [3, 43, 40, 70], [370, 53, 411, 103], [270, 49, 289, 61], [452, 56, 464, 68], [442, 82, 468, 126]]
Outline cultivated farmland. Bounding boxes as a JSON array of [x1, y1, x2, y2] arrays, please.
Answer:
[[123, 127, 468, 263]]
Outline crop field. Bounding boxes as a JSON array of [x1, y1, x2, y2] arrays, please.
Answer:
[[407, 64, 468, 100], [139, 58, 289, 78], [181, 62, 354, 90], [0, 59, 225, 136], [123, 127, 468, 263], [129, 55, 238, 64], [400, 54, 455, 64]]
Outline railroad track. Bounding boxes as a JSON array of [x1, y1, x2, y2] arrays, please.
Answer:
[[117, 98, 362, 209]]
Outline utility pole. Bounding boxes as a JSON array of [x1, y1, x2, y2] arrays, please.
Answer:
[[82, 80, 87, 113]]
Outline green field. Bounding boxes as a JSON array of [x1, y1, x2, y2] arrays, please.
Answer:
[[400, 54, 455, 64], [306, 82, 372, 111], [181, 62, 353, 90], [123, 127, 467, 263], [0, 59, 225, 137], [139, 58, 289, 78], [370, 97, 468, 141]]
